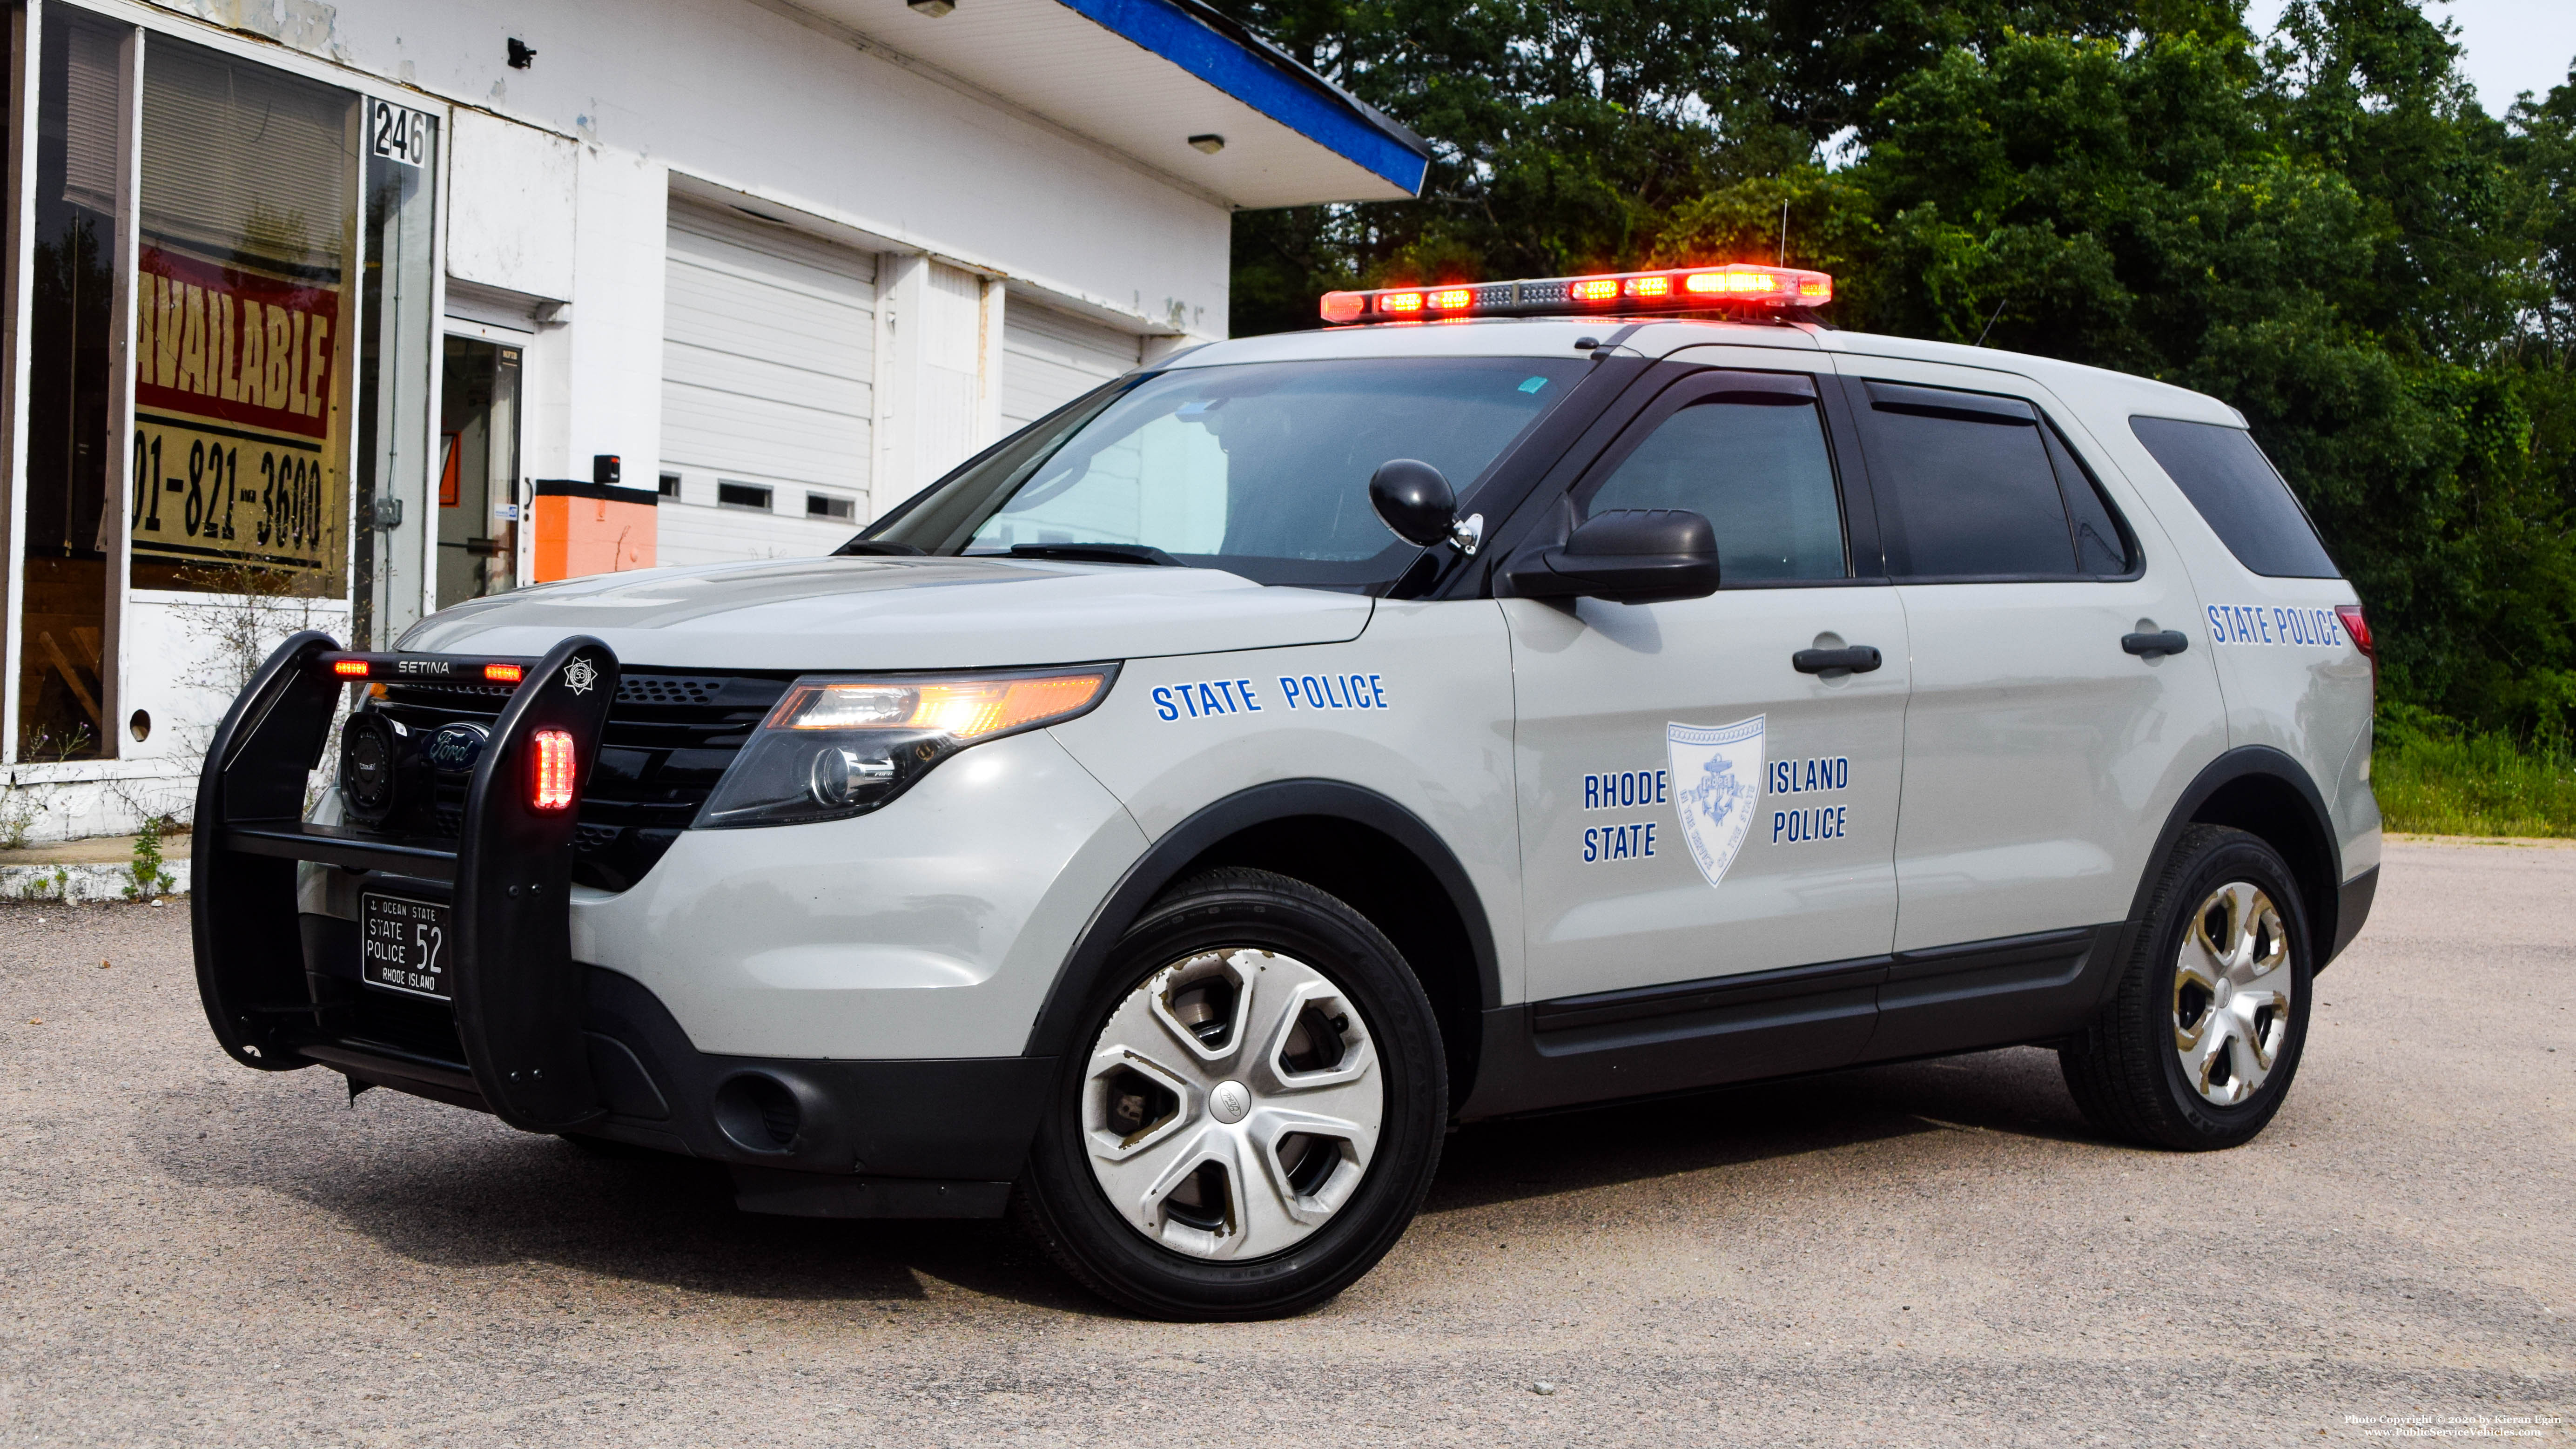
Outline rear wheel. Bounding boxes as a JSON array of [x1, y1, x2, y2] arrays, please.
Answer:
[[2060, 824, 2314, 1150], [1017, 867, 1446, 1320]]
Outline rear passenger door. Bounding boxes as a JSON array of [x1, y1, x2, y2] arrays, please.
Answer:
[[1507, 364, 1907, 1019], [1838, 371, 2228, 997]]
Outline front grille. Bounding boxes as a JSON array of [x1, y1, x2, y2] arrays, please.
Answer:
[[370, 667, 793, 890]]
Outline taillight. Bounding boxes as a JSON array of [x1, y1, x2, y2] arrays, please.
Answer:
[[2335, 604, 2375, 694], [530, 728, 577, 812]]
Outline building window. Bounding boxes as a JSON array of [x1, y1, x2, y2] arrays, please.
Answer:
[[717, 481, 772, 512], [806, 492, 853, 521], [17, 12, 125, 759], [132, 33, 358, 605], [658, 472, 680, 499]]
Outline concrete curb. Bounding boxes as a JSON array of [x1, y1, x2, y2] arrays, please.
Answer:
[[0, 858, 191, 903]]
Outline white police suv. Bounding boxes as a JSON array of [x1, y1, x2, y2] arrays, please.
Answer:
[[195, 263, 2379, 1320]]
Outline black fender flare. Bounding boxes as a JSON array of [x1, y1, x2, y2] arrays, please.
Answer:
[[2128, 744, 2354, 970], [1018, 779, 1503, 1060]]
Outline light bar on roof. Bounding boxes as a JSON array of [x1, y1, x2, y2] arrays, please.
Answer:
[[1319, 263, 1833, 325]]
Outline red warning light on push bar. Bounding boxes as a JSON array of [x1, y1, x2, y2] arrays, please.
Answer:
[[530, 728, 578, 812], [1321, 263, 1833, 323]]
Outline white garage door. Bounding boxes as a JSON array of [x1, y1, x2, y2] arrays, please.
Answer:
[[659, 203, 875, 565], [1002, 303, 1141, 436]]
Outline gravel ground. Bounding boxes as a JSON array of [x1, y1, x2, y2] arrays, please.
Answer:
[[2, 839, 2569, 1447]]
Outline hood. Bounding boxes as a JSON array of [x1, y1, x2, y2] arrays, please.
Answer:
[[397, 556, 1374, 670]]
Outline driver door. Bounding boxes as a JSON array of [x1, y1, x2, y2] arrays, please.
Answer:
[[1504, 361, 1908, 1068]]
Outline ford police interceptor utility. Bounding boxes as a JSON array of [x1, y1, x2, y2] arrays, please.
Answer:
[[194, 262, 2380, 1320]]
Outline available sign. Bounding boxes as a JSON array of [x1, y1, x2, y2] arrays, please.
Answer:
[[129, 246, 344, 583]]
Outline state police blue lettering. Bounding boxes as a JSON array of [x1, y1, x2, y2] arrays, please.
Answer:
[[1581, 770, 1668, 810], [1772, 805, 1848, 844], [1278, 673, 1388, 710], [1152, 678, 1264, 721], [1582, 822, 1657, 863], [2206, 604, 2345, 648], [1761, 755, 1850, 846], [1768, 757, 1849, 795]]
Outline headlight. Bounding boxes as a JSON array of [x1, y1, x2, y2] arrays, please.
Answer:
[[694, 666, 1116, 828]]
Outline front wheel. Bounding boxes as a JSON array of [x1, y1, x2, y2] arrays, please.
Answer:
[[2060, 824, 2314, 1150], [1017, 867, 1447, 1320]]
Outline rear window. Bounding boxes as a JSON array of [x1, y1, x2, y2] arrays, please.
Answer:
[[2129, 417, 2338, 579]]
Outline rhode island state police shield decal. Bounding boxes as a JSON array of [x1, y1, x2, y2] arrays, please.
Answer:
[[1667, 716, 1765, 886]]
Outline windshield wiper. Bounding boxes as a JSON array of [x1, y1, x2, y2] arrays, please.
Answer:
[[994, 543, 1182, 567], [833, 539, 924, 556]]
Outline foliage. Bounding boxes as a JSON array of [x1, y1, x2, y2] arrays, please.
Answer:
[[2372, 706, 2576, 837], [123, 815, 175, 901], [0, 782, 37, 853], [1215, 0, 2576, 744]]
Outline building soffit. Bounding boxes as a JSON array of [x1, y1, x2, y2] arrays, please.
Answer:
[[769, 0, 1429, 209]]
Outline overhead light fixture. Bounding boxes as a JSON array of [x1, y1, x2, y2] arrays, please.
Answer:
[[1188, 134, 1225, 154], [908, 0, 955, 13]]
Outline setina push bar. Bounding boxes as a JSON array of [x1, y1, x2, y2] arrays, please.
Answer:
[[191, 631, 621, 1133]]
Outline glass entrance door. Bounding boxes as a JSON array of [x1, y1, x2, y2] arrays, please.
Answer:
[[435, 335, 520, 607]]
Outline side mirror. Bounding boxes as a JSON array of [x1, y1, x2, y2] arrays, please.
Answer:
[[1369, 459, 1457, 548], [1505, 508, 1721, 604]]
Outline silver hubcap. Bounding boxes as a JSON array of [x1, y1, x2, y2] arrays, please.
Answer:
[[2172, 882, 2294, 1106], [1083, 948, 1384, 1260]]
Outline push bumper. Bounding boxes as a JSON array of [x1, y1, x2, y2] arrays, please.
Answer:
[[195, 633, 1045, 1217]]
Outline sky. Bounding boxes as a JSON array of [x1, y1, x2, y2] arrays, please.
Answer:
[[2243, 0, 2576, 115]]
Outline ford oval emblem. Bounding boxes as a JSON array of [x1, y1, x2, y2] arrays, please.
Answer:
[[425, 722, 491, 774]]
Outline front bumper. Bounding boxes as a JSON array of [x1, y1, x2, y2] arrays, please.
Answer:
[[193, 634, 1079, 1217], [298, 912, 1045, 1215]]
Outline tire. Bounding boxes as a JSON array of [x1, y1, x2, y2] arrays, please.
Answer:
[[1017, 867, 1447, 1320], [2059, 824, 2314, 1150]]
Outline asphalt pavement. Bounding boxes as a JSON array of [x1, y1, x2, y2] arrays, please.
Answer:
[[1, 838, 2569, 1446]]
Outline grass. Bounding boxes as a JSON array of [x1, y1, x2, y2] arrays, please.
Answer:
[[2372, 721, 2576, 838]]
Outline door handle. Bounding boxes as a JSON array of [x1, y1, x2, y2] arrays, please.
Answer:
[[1793, 645, 1882, 674], [2121, 630, 2189, 658]]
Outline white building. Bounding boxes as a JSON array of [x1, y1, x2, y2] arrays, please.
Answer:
[[0, 0, 1424, 842]]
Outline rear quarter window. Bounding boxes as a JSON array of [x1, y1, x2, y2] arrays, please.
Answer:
[[2129, 417, 2339, 580]]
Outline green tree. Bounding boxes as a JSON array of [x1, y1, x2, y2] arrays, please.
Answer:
[[1218, 0, 2576, 738]]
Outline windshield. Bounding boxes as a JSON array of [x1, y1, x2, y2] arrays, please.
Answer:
[[856, 357, 1588, 589]]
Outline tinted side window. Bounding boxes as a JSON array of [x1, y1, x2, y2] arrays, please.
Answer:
[[2042, 425, 2134, 575], [1583, 394, 1845, 584], [2129, 416, 2339, 579], [1864, 383, 2073, 579]]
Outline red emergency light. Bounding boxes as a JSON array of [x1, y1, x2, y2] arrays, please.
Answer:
[[530, 728, 578, 812], [1320, 263, 1833, 325]]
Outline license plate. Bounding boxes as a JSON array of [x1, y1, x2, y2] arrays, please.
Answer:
[[359, 893, 452, 1000]]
